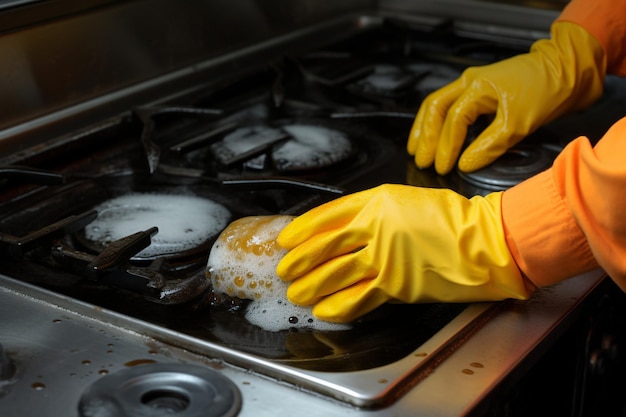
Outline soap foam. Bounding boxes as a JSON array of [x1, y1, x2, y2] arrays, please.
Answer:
[[211, 124, 353, 172], [85, 193, 231, 258], [207, 215, 350, 332], [407, 63, 462, 93], [273, 125, 353, 171]]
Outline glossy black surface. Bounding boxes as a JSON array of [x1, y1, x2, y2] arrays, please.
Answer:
[[2, 20, 626, 371]]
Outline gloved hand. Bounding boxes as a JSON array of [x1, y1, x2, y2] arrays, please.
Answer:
[[276, 184, 533, 323], [407, 21, 606, 175]]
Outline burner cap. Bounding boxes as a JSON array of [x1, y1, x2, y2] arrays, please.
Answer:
[[457, 144, 559, 191], [78, 363, 241, 417]]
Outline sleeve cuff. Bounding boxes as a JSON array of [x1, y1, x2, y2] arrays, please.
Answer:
[[501, 169, 598, 287]]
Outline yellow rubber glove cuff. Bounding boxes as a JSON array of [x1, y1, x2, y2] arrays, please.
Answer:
[[407, 21, 606, 175], [276, 184, 532, 323]]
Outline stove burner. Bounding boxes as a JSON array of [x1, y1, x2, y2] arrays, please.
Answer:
[[82, 193, 231, 259], [457, 143, 560, 191], [78, 363, 242, 417], [210, 124, 355, 172]]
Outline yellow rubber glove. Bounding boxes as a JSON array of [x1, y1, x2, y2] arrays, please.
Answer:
[[407, 21, 606, 175], [276, 184, 533, 323]]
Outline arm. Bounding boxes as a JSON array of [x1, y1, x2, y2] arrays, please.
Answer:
[[276, 185, 534, 323], [503, 116, 626, 289], [275, 119, 626, 324]]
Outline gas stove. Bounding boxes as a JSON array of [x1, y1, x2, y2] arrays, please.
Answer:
[[1, 1, 626, 416]]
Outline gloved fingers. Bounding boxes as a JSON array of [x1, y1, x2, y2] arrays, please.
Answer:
[[311, 280, 388, 323], [406, 99, 437, 164], [277, 188, 377, 249], [458, 114, 525, 172], [277, 226, 370, 281], [285, 250, 378, 306], [407, 79, 466, 169], [434, 81, 498, 175]]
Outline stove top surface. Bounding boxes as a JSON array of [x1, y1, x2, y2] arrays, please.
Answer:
[[1, 12, 625, 415]]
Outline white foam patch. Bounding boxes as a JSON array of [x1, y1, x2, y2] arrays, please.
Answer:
[[353, 64, 414, 93], [85, 193, 231, 258], [211, 124, 353, 171], [207, 215, 350, 332], [274, 125, 353, 171], [407, 63, 462, 93]]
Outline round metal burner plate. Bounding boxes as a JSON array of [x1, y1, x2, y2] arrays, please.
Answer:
[[78, 363, 242, 417], [458, 144, 559, 190]]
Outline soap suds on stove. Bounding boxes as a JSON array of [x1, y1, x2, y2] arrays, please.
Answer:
[[207, 215, 350, 332], [85, 193, 231, 258]]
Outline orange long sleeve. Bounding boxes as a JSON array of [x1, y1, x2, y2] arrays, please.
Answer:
[[502, 117, 626, 290], [557, 0, 626, 76]]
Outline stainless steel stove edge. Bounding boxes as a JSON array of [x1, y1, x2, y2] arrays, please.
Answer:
[[0, 269, 607, 416]]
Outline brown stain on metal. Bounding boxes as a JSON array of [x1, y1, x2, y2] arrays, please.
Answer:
[[124, 359, 157, 367], [462, 362, 484, 375], [31, 382, 46, 390]]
